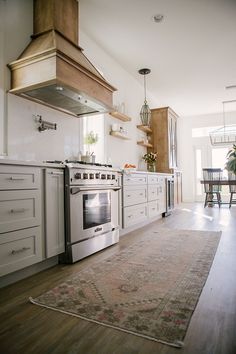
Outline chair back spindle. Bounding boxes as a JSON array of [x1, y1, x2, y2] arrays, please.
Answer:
[[202, 168, 222, 193]]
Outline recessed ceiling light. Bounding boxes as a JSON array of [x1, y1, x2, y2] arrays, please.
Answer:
[[153, 14, 164, 23]]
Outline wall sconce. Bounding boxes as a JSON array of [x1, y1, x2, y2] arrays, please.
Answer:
[[34, 115, 57, 132]]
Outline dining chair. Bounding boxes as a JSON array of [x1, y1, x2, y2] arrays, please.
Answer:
[[228, 171, 236, 208], [202, 168, 223, 207]]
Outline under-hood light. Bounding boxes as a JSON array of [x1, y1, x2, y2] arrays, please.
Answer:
[[55, 86, 64, 92]]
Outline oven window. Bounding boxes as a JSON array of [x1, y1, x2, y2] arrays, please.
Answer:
[[83, 192, 111, 229]]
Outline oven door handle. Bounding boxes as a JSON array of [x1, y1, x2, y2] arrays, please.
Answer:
[[70, 186, 121, 195]]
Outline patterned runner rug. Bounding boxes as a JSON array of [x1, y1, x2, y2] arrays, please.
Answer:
[[30, 228, 221, 348]]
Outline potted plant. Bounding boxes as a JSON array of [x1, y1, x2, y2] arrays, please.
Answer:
[[225, 144, 236, 174], [83, 131, 99, 162], [142, 152, 157, 172]]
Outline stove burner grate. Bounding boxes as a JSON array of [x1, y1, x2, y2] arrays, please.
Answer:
[[65, 160, 112, 168]]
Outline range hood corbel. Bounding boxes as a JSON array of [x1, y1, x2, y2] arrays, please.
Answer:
[[8, 0, 116, 118]]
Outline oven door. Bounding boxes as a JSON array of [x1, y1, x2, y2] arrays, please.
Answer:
[[69, 187, 119, 244]]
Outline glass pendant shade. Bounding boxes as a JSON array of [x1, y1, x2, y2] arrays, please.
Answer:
[[139, 68, 151, 126], [140, 100, 151, 125]]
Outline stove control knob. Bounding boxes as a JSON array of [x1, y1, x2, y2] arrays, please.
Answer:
[[101, 174, 106, 179], [107, 174, 111, 180], [83, 173, 88, 179], [112, 174, 116, 180], [95, 173, 100, 179], [74, 173, 81, 179], [89, 173, 94, 179]]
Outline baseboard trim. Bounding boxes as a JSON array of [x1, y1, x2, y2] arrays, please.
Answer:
[[0, 257, 58, 288]]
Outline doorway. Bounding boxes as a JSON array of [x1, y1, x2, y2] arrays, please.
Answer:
[[194, 145, 230, 202]]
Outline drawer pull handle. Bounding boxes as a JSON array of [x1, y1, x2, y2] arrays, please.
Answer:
[[10, 208, 27, 214], [9, 177, 25, 181], [139, 193, 143, 196], [50, 171, 63, 176], [140, 211, 144, 214], [152, 207, 155, 210], [11, 247, 31, 255], [128, 215, 132, 218], [127, 194, 131, 197]]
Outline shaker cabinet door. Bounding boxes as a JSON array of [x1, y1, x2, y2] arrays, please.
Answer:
[[150, 107, 178, 173], [45, 169, 65, 258], [0, 190, 41, 234]]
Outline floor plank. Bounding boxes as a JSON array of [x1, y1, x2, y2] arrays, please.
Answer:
[[0, 203, 236, 354]]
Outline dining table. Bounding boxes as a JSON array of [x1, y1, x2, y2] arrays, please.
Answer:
[[200, 179, 236, 206]]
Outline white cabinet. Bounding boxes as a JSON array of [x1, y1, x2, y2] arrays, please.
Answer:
[[0, 165, 42, 277], [0, 190, 41, 233], [44, 169, 65, 258], [147, 175, 166, 217], [123, 185, 147, 207], [122, 172, 167, 229], [123, 203, 147, 228], [123, 174, 147, 186], [0, 227, 42, 276], [148, 201, 159, 218], [0, 163, 65, 278], [0, 165, 40, 190], [123, 173, 148, 228]]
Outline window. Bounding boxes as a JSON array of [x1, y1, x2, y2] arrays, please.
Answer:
[[196, 149, 202, 196], [212, 147, 230, 197], [81, 114, 105, 163], [212, 147, 229, 178]]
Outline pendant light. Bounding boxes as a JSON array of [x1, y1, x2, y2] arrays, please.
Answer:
[[209, 100, 236, 146], [138, 68, 151, 126]]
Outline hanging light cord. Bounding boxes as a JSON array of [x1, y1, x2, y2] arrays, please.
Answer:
[[143, 74, 147, 102]]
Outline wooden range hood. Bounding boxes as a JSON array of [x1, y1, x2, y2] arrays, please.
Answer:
[[8, 0, 116, 117]]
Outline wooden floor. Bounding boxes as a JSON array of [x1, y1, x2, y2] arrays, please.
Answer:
[[1, 203, 236, 354]]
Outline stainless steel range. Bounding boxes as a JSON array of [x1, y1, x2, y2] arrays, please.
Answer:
[[61, 162, 120, 263]]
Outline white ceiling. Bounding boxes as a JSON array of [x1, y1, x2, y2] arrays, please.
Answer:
[[79, 0, 236, 117]]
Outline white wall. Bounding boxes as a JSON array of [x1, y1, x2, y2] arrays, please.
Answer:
[[1, 0, 81, 161], [79, 31, 159, 169], [0, 0, 159, 167], [178, 111, 236, 202]]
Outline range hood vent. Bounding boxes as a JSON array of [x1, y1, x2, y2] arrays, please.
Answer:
[[8, 0, 116, 117]]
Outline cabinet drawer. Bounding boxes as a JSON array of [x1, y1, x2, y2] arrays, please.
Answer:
[[0, 227, 42, 276], [148, 201, 160, 218], [148, 174, 159, 184], [123, 186, 147, 207], [148, 200, 166, 217], [0, 190, 41, 233], [148, 186, 158, 201], [123, 204, 147, 228], [147, 174, 165, 185], [123, 174, 147, 186], [0, 165, 40, 190]]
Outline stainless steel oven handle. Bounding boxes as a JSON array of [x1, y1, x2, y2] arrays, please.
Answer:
[[70, 186, 121, 195]]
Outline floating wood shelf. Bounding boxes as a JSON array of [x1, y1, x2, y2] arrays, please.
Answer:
[[137, 141, 153, 148], [137, 125, 152, 133], [109, 111, 132, 122], [110, 131, 130, 140]]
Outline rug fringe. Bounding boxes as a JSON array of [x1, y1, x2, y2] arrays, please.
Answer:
[[29, 297, 184, 348]]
